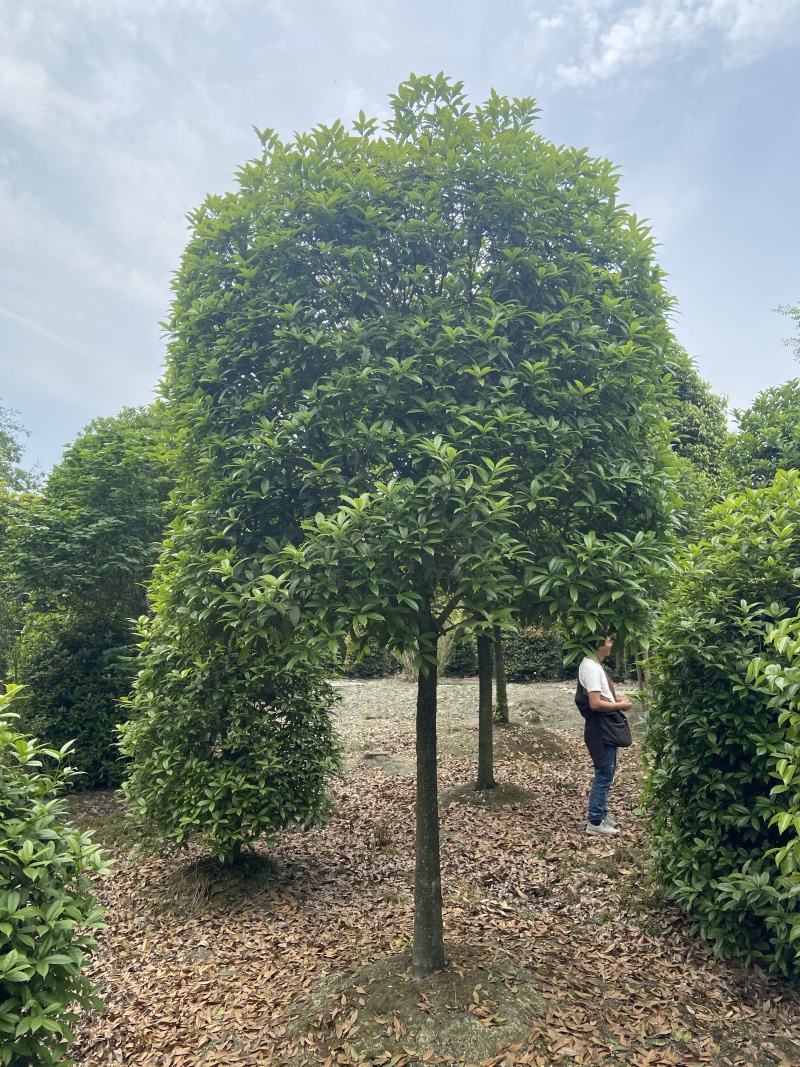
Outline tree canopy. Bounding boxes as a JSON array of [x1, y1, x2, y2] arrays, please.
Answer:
[[725, 379, 800, 490]]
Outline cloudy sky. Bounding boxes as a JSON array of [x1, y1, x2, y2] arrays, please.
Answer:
[[2, 0, 800, 471]]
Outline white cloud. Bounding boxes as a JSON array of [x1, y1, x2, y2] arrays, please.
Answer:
[[553, 0, 800, 85]]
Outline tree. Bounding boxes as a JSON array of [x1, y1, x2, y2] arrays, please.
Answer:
[[669, 353, 728, 484], [646, 470, 800, 977], [725, 379, 800, 489], [10, 406, 172, 619], [5, 406, 173, 787], [0, 400, 39, 494], [155, 75, 680, 976], [777, 302, 800, 361]]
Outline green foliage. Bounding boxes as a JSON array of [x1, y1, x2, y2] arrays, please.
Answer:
[[17, 617, 135, 789], [669, 352, 729, 482], [4, 407, 174, 790], [725, 379, 800, 490], [646, 470, 800, 977], [501, 628, 576, 682], [441, 634, 477, 677], [119, 574, 341, 863], [161, 73, 678, 663], [9, 406, 172, 619], [777, 302, 800, 361], [0, 685, 108, 1066], [340, 641, 400, 679], [749, 622, 800, 885], [0, 401, 39, 494]]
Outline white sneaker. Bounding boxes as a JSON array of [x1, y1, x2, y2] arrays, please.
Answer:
[[603, 815, 618, 829], [586, 821, 619, 836]]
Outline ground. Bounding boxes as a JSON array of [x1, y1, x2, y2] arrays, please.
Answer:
[[69, 678, 800, 1067]]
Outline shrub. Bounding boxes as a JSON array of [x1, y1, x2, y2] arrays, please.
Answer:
[[340, 641, 400, 679], [502, 628, 576, 683], [0, 684, 108, 1066], [119, 606, 341, 865], [18, 616, 135, 789], [441, 634, 477, 677], [646, 470, 800, 978]]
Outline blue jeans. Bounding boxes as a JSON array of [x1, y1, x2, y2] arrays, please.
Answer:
[[588, 744, 617, 825]]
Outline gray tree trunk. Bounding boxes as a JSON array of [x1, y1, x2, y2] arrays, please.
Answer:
[[476, 633, 496, 790], [492, 625, 509, 724], [412, 647, 446, 979]]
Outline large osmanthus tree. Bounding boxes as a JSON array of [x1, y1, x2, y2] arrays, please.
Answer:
[[136, 75, 679, 975]]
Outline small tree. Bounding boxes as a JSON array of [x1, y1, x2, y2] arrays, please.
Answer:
[[0, 685, 108, 1066]]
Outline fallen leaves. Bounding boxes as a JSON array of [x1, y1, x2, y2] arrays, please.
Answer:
[[67, 692, 800, 1067]]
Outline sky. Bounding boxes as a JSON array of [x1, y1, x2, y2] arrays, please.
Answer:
[[2, 0, 800, 472]]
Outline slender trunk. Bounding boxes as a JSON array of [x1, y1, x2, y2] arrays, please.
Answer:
[[622, 643, 629, 680], [412, 646, 445, 979], [476, 633, 496, 790], [492, 625, 509, 725]]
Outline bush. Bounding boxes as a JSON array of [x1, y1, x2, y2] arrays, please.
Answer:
[[0, 684, 108, 1066], [646, 470, 800, 978], [502, 628, 576, 682], [441, 634, 477, 677], [18, 616, 135, 789], [119, 606, 341, 865], [340, 641, 400, 679]]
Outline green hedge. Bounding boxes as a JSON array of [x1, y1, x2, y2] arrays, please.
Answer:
[[0, 684, 108, 1066], [340, 629, 577, 681], [646, 470, 800, 978], [501, 628, 576, 682], [18, 615, 135, 790]]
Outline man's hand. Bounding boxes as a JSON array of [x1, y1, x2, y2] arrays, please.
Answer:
[[618, 698, 633, 712]]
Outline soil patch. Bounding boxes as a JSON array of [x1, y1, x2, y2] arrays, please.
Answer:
[[439, 782, 538, 811], [283, 943, 546, 1065]]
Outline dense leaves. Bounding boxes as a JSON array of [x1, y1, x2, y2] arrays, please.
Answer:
[[646, 470, 800, 978], [119, 578, 341, 864], [0, 686, 108, 1067], [16, 617, 136, 789], [725, 380, 800, 490], [10, 406, 172, 620], [3, 406, 174, 788]]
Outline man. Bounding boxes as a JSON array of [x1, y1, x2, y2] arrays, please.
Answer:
[[575, 635, 632, 836]]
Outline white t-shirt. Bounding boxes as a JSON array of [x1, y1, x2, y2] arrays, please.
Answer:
[[578, 657, 614, 703]]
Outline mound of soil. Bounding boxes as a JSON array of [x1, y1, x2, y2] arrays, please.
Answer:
[[283, 943, 546, 1065]]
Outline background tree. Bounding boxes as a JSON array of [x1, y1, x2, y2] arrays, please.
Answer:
[[646, 470, 800, 978], [154, 74, 680, 977], [0, 399, 40, 494], [777, 302, 800, 361], [6, 406, 173, 786], [724, 380, 800, 490]]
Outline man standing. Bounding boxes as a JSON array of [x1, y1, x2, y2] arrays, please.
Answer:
[[576, 635, 632, 836]]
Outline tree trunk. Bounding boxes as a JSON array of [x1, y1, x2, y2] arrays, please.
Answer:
[[492, 625, 509, 725], [476, 633, 496, 790], [412, 647, 445, 979]]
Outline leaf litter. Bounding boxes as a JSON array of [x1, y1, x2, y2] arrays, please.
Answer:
[[69, 679, 800, 1066]]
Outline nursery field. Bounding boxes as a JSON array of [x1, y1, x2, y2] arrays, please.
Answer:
[[69, 680, 800, 1067]]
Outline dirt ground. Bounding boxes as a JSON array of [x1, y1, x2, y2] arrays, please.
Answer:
[[333, 675, 642, 772], [68, 678, 800, 1067]]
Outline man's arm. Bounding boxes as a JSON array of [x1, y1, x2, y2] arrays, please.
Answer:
[[587, 690, 632, 713]]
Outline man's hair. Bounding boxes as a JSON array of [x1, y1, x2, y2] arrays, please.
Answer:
[[593, 635, 611, 649]]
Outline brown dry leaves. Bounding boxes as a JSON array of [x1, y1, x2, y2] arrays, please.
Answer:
[[71, 721, 800, 1067]]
